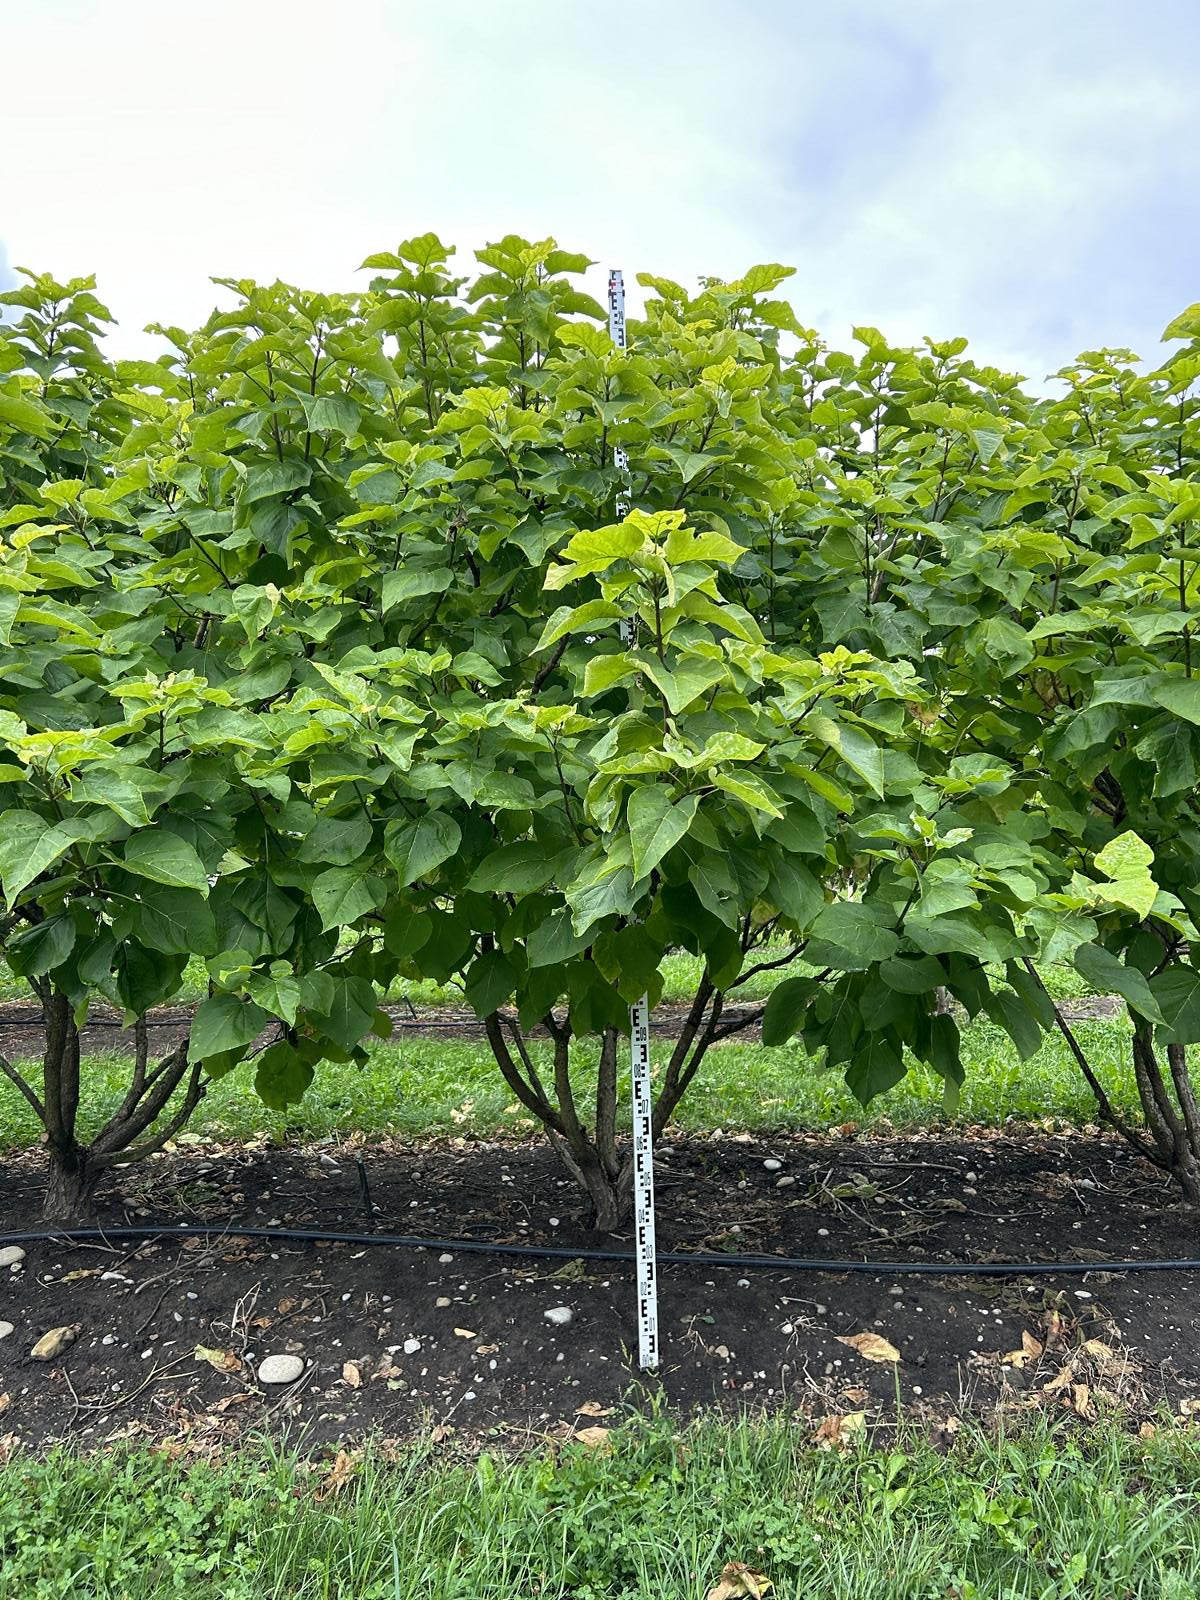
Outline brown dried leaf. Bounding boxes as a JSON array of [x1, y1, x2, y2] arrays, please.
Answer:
[[1081, 1338, 1119, 1369], [315, 1449, 358, 1501], [575, 1426, 612, 1449], [30, 1326, 77, 1362], [475, 1343, 499, 1356], [1071, 1383, 1094, 1420], [429, 1423, 455, 1444], [706, 1561, 774, 1600], [836, 1332, 900, 1364], [1004, 1331, 1044, 1369], [576, 1400, 616, 1418], [341, 1362, 362, 1389], [812, 1411, 866, 1453], [194, 1345, 241, 1374]]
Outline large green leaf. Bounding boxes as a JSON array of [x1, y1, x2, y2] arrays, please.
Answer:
[[384, 814, 461, 887], [1073, 942, 1163, 1024], [626, 789, 698, 881], [122, 830, 210, 895]]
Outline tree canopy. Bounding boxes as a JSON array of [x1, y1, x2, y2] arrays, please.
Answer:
[[3, 238, 1200, 1217]]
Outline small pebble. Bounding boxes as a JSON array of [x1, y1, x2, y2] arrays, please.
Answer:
[[544, 1306, 573, 1327], [436, 1297, 451, 1308], [439, 1253, 454, 1265], [736, 1278, 751, 1288], [403, 1338, 421, 1355], [763, 1158, 782, 1172], [0, 1322, 12, 1341], [1074, 1290, 1093, 1300], [257, 1353, 305, 1385], [776, 1176, 796, 1188], [0, 1247, 25, 1269], [817, 1228, 829, 1237]]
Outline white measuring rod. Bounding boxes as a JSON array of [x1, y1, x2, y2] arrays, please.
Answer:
[[608, 267, 659, 1371]]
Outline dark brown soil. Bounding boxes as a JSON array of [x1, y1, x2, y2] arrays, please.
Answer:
[[0, 1127, 1196, 1453]]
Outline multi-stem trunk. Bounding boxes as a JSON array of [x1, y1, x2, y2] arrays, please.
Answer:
[[484, 975, 749, 1230], [1031, 960, 1200, 1203], [0, 987, 209, 1221]]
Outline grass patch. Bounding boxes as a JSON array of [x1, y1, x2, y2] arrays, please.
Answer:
[[1, 1419, 1197, 1598], [0, 1016, 1135, 1151]]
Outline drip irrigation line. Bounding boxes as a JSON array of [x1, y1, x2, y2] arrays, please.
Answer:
[[2, 1222, 1199, 1277]]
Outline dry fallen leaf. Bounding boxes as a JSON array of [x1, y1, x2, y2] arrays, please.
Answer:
[[836, 1332, 900, 1364], [576, 1400, 616, 1418], [429, 1423, 455, 1444], [193, 1345, 241, 1373], [706, 1561, 774, 1600], [315, 1449, 359, 1501], [574, 1426, 612, 1449], [453, 1328, 477, 1340], [475, 1343, 499, 1356], [1004, 1331, 1044, 1369], [1179, 1397, 1200, 1418], [31, 1326, 77, 1362], [342, 1362, 362, 1389], [1082, 1338, 1120, 1370], [812, 1411, 866, 1452]]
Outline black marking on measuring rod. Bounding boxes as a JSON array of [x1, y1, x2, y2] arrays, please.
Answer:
[[609, 265, 658, 1370]]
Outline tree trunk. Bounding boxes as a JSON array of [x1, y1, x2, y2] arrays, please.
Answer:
[[43, 1141, 102, 1222], [483, 982, 725, 1230], [576, 1150, 633, 1232]]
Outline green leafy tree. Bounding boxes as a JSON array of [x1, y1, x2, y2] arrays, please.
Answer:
[[10, 239, 1200, 1223], [0, 273, 399, 1217]]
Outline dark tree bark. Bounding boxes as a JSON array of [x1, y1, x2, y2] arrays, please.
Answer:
[[483, 973, 727, 1231], [4, 991, 211, 1221]]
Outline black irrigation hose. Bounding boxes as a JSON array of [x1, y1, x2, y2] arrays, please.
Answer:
[[2, 1222, 1200, 1277]]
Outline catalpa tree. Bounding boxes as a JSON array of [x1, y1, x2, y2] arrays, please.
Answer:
[[6, 235, 1200, 1224]]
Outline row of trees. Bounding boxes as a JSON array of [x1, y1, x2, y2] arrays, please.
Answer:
[[2, 239, 1199, 1222]]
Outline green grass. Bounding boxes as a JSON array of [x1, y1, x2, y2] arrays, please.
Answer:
[[1, 1418, 1198, 1599], [0, 1014, 1134, 1151]]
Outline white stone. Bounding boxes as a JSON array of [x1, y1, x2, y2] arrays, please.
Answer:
[[544, 1306, 573, 1327], [439, 1253, 454, 1265], [403, 1338, 421, 1355], [737, 1278, 751, 1288], [0, 1322, 12, 1340], [0, 1246, 25, 1269], [257, 1354, 305, 1385], [763, 1159, 782, 1172], [776, 1176, 796, 1188]]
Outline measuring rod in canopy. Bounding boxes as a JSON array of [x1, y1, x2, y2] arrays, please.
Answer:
[[607, 267, 659, 1372]]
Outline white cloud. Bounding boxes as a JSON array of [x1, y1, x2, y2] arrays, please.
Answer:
[[2, 0, 1197, 375]]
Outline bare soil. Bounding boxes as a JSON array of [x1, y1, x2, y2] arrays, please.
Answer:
[[0, 1126, 1195, 1454]]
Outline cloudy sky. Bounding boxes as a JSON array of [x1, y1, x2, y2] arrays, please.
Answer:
[[3, 0, 1198, 380]]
